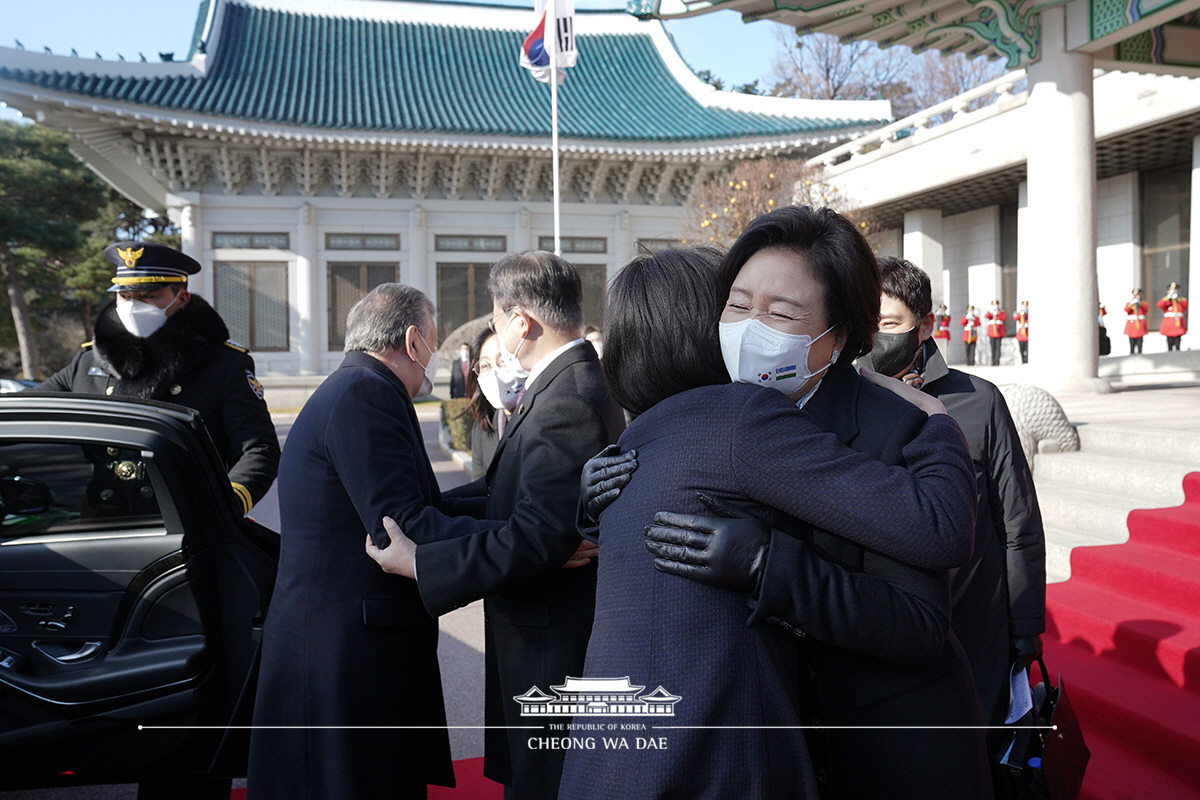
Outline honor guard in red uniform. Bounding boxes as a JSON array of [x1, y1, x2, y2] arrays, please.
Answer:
[[933, 303, 952, 361], [985, 301, 1006, 365], [934, 305, 952, 340], [1014, 301, 1029, 363], [1157, 282, 1188, 351], [961, 306, 981, 366], [1124, 289, 1149, 354]]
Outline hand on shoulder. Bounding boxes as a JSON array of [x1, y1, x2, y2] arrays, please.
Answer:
[[857, 366, 947, 416]]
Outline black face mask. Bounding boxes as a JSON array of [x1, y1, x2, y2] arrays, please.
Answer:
[[859, 325, 923, 377]]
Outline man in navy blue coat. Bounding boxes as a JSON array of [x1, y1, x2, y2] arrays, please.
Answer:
[[368, 252, 626, 800], [248, 284, 503, 800]]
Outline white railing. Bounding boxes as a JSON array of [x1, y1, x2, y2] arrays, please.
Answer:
[[814, 69, 1028, 170]]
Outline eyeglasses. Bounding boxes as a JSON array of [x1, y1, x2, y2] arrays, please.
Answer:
[[473, 361, 494, 378], [488, 307, 518, 334]]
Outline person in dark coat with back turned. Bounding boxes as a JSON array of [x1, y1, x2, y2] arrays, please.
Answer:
[[367, 252, 626, 800], [557, 246, 977, 800], [29, 241, 278, 514], [248, 284, 505, 800], [586, 207, 992, 799], [863, 256, 1047, 784]]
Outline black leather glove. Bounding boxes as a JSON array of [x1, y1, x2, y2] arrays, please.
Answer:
[[1012, 634, 1043, 670], [643, 500, 770, 595], [580, 445, 638, 524]]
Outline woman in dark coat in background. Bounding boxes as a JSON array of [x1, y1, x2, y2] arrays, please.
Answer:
[[557, 246, 977, 800]]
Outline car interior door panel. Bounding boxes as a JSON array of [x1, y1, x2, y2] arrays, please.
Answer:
[[0, 397, 278, 789]]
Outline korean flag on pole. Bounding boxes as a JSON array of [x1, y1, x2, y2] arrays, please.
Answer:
[[520, 0, 576, 84]]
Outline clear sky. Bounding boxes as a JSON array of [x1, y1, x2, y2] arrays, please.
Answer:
[[0, 0, 785, 123]]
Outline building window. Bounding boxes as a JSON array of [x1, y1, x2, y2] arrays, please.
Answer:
[[214, 262, 289, 351], [435, 235, 506, 252], [637, 238, 681, 254], [328, 263, 400, 350], [325, 233, 400, 251], [437, 263, 495, 341], [212, 232, 290, 250], [1141, 165, 1191, 329], [538, 236, 607, 254]]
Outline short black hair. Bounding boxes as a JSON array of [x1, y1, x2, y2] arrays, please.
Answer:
[[878, 256, 932, 318], [719, 206, 880, 364], [488, 251, 583, 335], [603, 246, 729, 417]]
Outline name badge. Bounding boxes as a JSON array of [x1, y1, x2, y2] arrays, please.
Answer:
[[87, 366, 109, 377]]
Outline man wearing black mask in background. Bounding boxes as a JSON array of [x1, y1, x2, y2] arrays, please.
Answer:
[[862, 257, 1047, 789]]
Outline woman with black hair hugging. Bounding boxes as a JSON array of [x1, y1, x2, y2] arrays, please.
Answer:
[[558, 232, 983, 800]]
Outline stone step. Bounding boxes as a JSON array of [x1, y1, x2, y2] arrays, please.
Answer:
[[1074, 423, 1200, 467], [1032, 451, 1188, 508], [1043, 525, 1126, 584], [1035, 482, 1139, 543]]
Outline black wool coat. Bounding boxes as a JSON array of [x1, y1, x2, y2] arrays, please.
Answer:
[[247, 352, 501, 799], [30, 296, 279, 510], [919, 341, 1047, 734], [749, 366, 994, 800], [416, 342, 625, 800]]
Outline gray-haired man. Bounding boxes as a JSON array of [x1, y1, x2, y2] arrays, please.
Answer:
[[367, 252, 626, 800], [249, 284, 502, 800]]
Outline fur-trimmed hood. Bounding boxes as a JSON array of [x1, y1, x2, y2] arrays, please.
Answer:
[[92, 294, 230, 400]]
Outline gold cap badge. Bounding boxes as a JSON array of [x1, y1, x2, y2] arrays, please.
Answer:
[[116, 246, 144, 268]]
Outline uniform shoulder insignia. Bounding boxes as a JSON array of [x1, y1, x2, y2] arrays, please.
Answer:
[[224, 340, 249, 353], [81, 341, 93, 349]]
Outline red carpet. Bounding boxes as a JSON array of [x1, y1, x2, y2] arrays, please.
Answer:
[[230, 757, 502, 799], [1043, 471, 1200, 800]]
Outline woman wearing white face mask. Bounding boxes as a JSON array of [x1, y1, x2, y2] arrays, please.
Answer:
[[462, 328, 525, 478], [582, 207, 992, 800]]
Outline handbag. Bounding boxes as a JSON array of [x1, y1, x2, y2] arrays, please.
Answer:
[[997, 657, 1091, 800]]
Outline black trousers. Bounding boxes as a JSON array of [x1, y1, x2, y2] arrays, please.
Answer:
[[1129, 337, 1143, 354], [1018, 340, 1028, 363], [1167, 335, 1182, 351], [965, 341, 976, 365], [989, 337, 1001, 365]]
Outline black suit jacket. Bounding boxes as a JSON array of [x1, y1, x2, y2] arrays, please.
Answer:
[[751, 367, 993, 799], [416, 342, 625, 799], [248, 352, 500, 799], [449, 357, 469, 398]]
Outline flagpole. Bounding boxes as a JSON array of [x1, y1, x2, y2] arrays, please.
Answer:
[[548, 0, 562, 256]]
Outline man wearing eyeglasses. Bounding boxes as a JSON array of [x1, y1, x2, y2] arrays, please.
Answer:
[[367, 251, 625, 800]]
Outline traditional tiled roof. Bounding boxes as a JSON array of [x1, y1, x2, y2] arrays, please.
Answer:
[[0, 0, 887, 144]]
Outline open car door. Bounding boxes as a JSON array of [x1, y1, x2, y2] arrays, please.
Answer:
[[0, 396, 278, 790]]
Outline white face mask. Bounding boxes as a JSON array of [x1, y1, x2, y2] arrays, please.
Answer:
[[719, 318, 836, 398], [478, 365, 525, 412], [414, 329, 439, 398], [116, 294, 180, 338], [497, 313, 531, 379]]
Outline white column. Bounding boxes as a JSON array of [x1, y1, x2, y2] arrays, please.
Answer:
[[170, 194, 209, 298], [295, 202, 320, 375], [1025, 5, 1104, 392], [408, 205, 428, 293], [903, 209, 945, 308], [613, 210, 632, 276], [1190, 135, 1200, 313], [514, 208, 533, 252]]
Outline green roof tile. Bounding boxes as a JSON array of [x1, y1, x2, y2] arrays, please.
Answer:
[[0, 3, 885, 142]]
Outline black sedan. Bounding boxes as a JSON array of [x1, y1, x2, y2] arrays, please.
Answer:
[[0, 396, 278, 797]]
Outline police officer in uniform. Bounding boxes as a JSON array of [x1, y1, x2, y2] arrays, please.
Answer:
[[29, 242, 279, 514]]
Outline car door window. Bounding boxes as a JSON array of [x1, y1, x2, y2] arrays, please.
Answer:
[[0, 442, 163, 538]]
